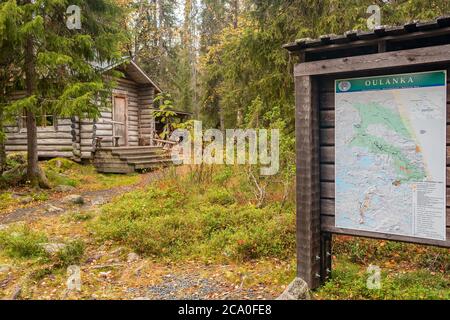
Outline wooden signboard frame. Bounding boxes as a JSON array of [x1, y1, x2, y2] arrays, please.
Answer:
[[286, 21, 450, 289]]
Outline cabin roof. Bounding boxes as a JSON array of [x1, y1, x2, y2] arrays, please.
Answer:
[[283, 16, 450, 62], [99, 58, 162, 93]]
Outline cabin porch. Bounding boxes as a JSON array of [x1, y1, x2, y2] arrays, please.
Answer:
[[93, 144, 175, 174]]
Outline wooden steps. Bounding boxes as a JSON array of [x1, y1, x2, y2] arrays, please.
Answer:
[[93, 146, 175, 173]]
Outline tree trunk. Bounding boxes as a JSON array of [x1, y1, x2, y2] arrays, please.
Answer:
[[219, 104, 225, 131], [0, 106, 5, 173], [0, 137, 5, 175], [24, 24, 50, 188], [232, 0, 239, 29]]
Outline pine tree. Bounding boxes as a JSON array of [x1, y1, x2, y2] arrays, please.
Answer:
[[0, 0, 125, 187]]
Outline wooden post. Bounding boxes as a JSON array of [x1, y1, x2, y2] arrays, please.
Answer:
[[320, 232, 332, 282], [295, 75, 322, 289]]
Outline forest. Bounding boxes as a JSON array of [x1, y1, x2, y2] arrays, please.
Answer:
[[0, 0, 449, 301]]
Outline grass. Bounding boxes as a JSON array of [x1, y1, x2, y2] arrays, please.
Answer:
[[315, 259, 450, 300], [0, 225, 85, 266], [89, 175, 296, 262], [0, 192, 15, 211], [55, 239, 85, 268], [43, 157, 140, 190], [0, 225, 48, 259]]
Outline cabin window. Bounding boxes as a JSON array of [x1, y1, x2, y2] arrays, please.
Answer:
[[21, 110, 56, 130]]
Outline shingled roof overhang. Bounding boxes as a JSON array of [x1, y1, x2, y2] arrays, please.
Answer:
[[283, 16, 450, 62]]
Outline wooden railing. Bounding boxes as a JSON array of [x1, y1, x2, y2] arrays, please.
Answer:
[[151, 138, 178, 149]]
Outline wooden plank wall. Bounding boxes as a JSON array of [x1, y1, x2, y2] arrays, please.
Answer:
[[295, 76, 322, 289], [119, 78, 140, 147], [318, 67, 450, 247], [90, 78, 140, 150], [79, 77, 153, 158], [4, 91, 74, 158], [5, 77, 157, 160], [138, 85, 156, 145]]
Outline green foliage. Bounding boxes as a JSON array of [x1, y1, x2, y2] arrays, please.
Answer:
[[65, 211, 94, 222], [0, 225, 48, 259], [31, 191, 49, 202], [0, 152, 28, 188], [212, 166, 233, 184], [55, 239, 85, 268], [153, 93, 179, 139], [0, 192, 14, 210], [46, 158, 77, 172], [334, 237, 450, 273], [316, 260, 450, 300], [5, 152, 26, 168], [0, 0, 127, 124], [206, 188, 235, 206], [43, 158, 80, 187], [90, 167, 296, 261]]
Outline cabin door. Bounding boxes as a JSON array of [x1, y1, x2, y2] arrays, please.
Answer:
[[113, 95, 128, 146]]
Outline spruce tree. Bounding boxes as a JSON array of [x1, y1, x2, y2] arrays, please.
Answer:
[[0, 0, 126, 187]]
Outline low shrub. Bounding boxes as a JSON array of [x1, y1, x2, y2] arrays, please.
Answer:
[[55, 239, 85, 267], [206, 188, 235, 206], [90, 183, 295, 261], [0, 225, 48, 259]]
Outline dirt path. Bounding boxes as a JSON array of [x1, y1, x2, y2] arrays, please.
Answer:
[[0, 169, 167, 225]]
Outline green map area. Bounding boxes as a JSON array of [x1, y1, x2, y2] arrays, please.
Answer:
[[350, 102, 426, 183]]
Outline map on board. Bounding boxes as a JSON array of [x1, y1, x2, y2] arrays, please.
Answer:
[[335, 71, 447, 241]]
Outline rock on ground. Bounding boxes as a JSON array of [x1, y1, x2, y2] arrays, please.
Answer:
[[42, 243, 66, 255], [19, 197, 33, 204], [0, 265, 11, 273], [46, 205, 64, 213], [276, 278, 310, 300], [55, 185, 76, 193], [10, 285, 22, 300], [63, 194, 84, 205], [127, 252, 140, 263]]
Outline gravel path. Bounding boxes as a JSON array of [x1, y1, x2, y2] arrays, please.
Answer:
[[141, 273, 270, 300]]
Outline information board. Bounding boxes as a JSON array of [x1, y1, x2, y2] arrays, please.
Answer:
[[335, 71, 447, 241]]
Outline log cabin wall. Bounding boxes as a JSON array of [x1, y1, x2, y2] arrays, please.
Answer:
[[93, 77, 139, 148], [5, 70, 159, 160], [4, 91, 75, 159], [78, 77, 153, 159], [317, 65, 450, 246], [138, 85, 156, 146]]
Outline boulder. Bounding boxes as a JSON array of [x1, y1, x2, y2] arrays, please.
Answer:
[[63, 194, 84, 205], [42, 243, 66, 254], [127, 252, 140, 263], [0, 265, 11, 273], [276, 278, 311, 300], [19, 196, 33, 204], [55, 185, 76, 193], [46, 205, 64, 213]]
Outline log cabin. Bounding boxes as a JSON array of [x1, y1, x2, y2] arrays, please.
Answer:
[[4, 59, 191, 173]]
